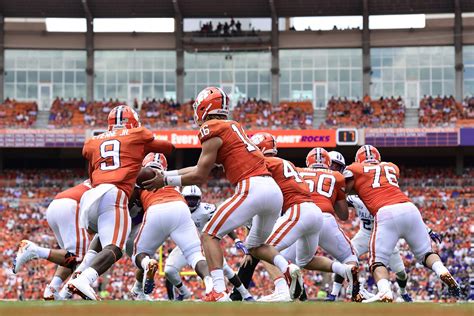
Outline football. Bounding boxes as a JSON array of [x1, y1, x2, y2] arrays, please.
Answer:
[[136, 167, 157, 187]]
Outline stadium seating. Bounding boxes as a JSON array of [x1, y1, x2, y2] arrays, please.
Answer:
[[0, 167, 471, 300], [0, 99, 38, 128], [418, 96, 471, 127]]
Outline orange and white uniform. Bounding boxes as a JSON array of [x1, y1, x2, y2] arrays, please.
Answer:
[[46, 180, 92, 260], [132, 187, 205, 270], [80, 127, 173, 249], [295, 167, 357, 264], [264, 157, 323, 267], [344, 161, 432, 266], [200, 120, 283, 249]]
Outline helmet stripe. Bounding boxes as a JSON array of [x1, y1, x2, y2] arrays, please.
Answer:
[[216, 87, 227, 108], [365, 145, 371, 160], [116, 106, 123, 125]]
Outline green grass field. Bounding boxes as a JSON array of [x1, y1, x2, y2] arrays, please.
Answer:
[[0, 301, 472, 316]]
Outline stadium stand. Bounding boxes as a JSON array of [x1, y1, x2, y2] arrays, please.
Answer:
[[418, 96, 469, 127], [1, 168, 471, 300], [0, 99, 38, 128]]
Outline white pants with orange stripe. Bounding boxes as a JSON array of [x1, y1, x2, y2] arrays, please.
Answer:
[[133, 201, 203, 269], [267, 202, 323, 267], [46, 198, 90, 260], [369, 202, 432, 267], [203, 176, 283, 249], [85, 186, 131, 249], [351, 230, 405, 273], [318, 213, 358, 263]]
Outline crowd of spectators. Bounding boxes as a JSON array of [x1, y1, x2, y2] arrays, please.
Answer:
[[0, 99, 37, 128], [198, 18, 256, 37], [322, 95, 405, 129], [140, 99, 194, 129], [419, 96, 473, 127], [0, 167, 471, 301]]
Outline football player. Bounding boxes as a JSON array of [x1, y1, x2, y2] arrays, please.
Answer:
[[142, 87, 300, 302], [13, 180, 92, 300], [164, 185, 253, 301], [67, 105, 174, 300], [344, 145, 460, 302]]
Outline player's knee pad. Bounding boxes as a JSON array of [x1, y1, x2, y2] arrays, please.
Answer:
[[370, 262, 387, 274], [422, 251, 439, 268], [222, 262, 235, 279], [164, 265, 182, 285], [62, 251, 78, 270], [182, 242, 205, 270]]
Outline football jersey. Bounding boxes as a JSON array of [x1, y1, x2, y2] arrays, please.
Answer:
[[265, 157, 312, 212], [198, 119, 270, 185], [344, 161, 410, 215], [140, 186, 185, 211], [347, 195, 373, 235], [54, 180, 92, 203], [82, 127, 173, 198], [191, 202, 217, 233], [297, 167, 346, 214]]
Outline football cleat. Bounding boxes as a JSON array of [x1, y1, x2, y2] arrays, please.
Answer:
[[67, 277, 100, 300], [349, 266, 361, 302], [257, 291, 292, 302], [284, 263, 303, 299], [58, 285, 73, 300], [359, 288, 375, 300], [400, 293, 413, 302], [130, 282, 153, 301], [13, 240, 39, 273], [362, 290, 393, 303], [143, 259, 158, 295], [43, 285, 61, 301], [173, 285, 191, 301], [440, 273, 461, 297], [243, 296, 256, 302], [202, 290, 231, 302], [325, 294, 337, 302]]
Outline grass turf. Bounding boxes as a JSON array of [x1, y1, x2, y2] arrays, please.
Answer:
[[0, 301, 472, 316]]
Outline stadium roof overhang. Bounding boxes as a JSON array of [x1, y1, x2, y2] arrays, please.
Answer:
[[1, 0, 473, 18]]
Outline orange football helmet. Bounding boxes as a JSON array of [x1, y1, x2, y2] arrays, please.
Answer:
[[306, 147, 331, 169], [108, 105, 140, 131], [142, 152, 168, 171], [250, 132, 277, 156], [193, 87, 230, 125], [355, 145, 381, 163]]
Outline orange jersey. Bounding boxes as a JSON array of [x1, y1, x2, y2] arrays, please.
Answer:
[[344, 161, 410, 215], [140, 186, 185, 211], [264, 157, 312, 212], [297, 167, 346, 214], [198, 119, 270, 185], [54, 180, 92, 203], [82, 127, 173, 198]]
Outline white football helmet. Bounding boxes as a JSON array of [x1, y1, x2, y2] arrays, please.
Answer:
[[181, 185, 202, 211], [328, 151, 346, 172]]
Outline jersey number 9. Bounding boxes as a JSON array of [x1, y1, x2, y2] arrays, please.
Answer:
[[100, 139, 121, 171]]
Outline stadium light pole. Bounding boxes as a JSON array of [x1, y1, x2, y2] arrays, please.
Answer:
[[362, 0, 371, 98], [174, 0, 184, 104], [269, 0, 280, 106], [82, 0, 94, 102], [0, 15, 4, 103], [454, 0, 463, 101]]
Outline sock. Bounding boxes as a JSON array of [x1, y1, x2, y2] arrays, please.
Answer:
[[376, 279, 391, 293], [176, 282, 184, 289], [140, 256, 151, 271], [81, 267, 99, 285], [36, 246, 51, 259], [396, 271, 408, 294], [76, 250, 97, 272], [331, 282, 343, 296], [273, 255, 289, 273], [331, 262, 346, 277], [204, 276, 213, 294], [49, 276, 63, 289], [210, 269, 226, 293], [236, 284, 251, 299], [431, 261, 449, 277], [274, 277, 288, 294]]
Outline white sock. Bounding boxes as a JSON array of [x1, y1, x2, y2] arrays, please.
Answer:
[[431, 261, 449, 277], [273, 255, 289, 273], [81, 267, 99, 285], [76, 250, 97, 272], [36, 246, 51, 259], [376, 279, 391, 293], [331, 262, 346, 277], [331, 282, 343, 296], [210, 269, 226, 293], [50, 276, 63, 289], [133, 280, 143, 291], [204, 276, 213, 294], [140, 256, 151, 271], [274, 277, 289, 294], [399, 286, 407, 295], [236, 284, 251, 299]]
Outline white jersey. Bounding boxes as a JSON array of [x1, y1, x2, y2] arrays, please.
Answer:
[[347, 195, 373, 235], [191, 202, 216, 233]]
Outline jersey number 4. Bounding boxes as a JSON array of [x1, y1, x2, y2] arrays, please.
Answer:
[[363, 165, 399, 188], [100, 139, 121, 171]]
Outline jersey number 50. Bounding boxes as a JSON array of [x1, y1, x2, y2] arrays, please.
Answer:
[[305, 174, 336, 198], [100, 139, 121, 171]]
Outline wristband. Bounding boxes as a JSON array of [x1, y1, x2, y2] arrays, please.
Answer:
[[163, 170, 179, 177], [164, 175, 182, 187]]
